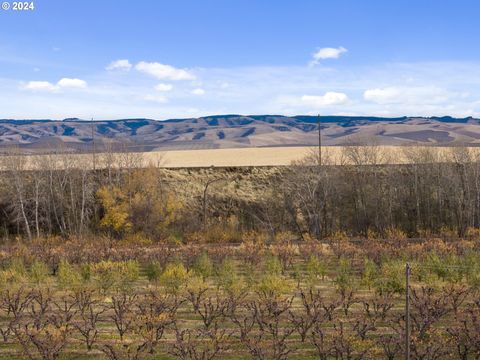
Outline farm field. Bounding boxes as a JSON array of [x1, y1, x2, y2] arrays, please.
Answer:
[[1, 145, 480, 359], [145, 145, 480, 167], [148, 146, 317, 167], [0, 235, 478, 359], [5, 145, 480, 169], [145, 146, 403, 167], [3, 0, 480, 359]]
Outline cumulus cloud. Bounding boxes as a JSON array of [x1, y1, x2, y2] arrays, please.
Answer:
[[154, 83, 173, 92], [57, 78, 87, 88], [23, 78, 87, 92], [106, 59, 132, 71], [23, 81, 57, 92], [301, 92, 349, 107], [363, 86, 450, 104], [135, 61, 195, 81], [191, 88, 205, 95], [13, 61, 480, 119], [311, 46, 347, 65]]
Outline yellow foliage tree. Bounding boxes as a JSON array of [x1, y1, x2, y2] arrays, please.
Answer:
[[97, 186, 132, 233], [97, 167, 182, 239]]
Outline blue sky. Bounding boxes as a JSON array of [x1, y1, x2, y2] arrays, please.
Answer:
[[1, 0, 480, 119]]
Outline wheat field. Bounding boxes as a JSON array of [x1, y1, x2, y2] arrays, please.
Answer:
[[1, 145, 479, 169], [123, 145, 480, 167]]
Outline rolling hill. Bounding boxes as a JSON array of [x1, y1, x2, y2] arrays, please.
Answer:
[[0, 115, 479, 153]]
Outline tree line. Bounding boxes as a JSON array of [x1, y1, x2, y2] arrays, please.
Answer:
[[1, 145, 480, 242]]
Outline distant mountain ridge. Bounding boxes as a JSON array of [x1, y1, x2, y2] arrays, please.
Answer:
[[0, 115, 479, 152]]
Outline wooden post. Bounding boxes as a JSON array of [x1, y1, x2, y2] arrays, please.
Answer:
[[405, 262, 411, 360], [318, 114, 322, 166], [91, 118, 96, 171], [203, 177, 223, 230]]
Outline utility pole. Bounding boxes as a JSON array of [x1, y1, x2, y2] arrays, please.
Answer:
[[91, 118, 96, 171], [202, 177, 224, 231], [405, 263, 411, 360], [318, 114, 322, 166]]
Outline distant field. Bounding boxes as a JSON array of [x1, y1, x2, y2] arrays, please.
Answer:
[[1, 145, 479, 169], [141, 145, 480, 167], [148, 146, 317, 167]]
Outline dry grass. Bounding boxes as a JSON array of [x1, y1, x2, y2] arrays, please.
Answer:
[[2, 145, 480, 169], [150, 146, 316, 167]]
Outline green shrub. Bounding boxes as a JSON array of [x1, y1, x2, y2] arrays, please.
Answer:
[[80, 263, 92, 281], [160, 262, 190, 294], [361, 259, 378, 290], [374, 260, 405, 295], [58, 260, 83, 289], [462, 251, 480, 288], [186, 274, 208, 294], [145, 261, 163, 282], [193, 252, 213, 280], [424, 253, 447, 281], [265, 255, 283, 276], [215, 257, 243, 295], [120, 260, 140, 288], [29, 260, 50, 285], [6, 258, 27, 277], [334, 257, 354, 291], [89, 260, 140, 294], [256, 273, 289, 299], [305, 255, 327, 285], [90, 262, 116, 294]]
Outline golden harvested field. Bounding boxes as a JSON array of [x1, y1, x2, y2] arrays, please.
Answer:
[[2, 145, 480, 169], [149, 146, 318, 167], [84, 145, 480, 167], [5, 146, 318, 169], [146, 145, 480, 167]]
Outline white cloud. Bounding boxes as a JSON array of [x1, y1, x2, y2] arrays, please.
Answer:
[[363, 86, 450, 105], [154, 83, 173, 92], [23, 78, 87, 92], [11, 61, 480, 119], [144, 94, 168, 103], [23, 81, 57, 92], [106, 59, 132, 71], [135, 61, 195, 81], [191, 88, 205, 95], [311, 46, 347, 65], [57, 78, 87, 88], [301, 92, 349, 107]]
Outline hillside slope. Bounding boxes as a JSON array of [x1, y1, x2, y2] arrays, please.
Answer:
[[0, 115, 479, 152]]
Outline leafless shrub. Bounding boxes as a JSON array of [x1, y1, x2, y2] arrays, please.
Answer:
[[109, 293, 137, 341], [169, 323, 231, 360], [73, 289, 105, 351], [134, 291, 181, 353], [230, 296, 296, 360]]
